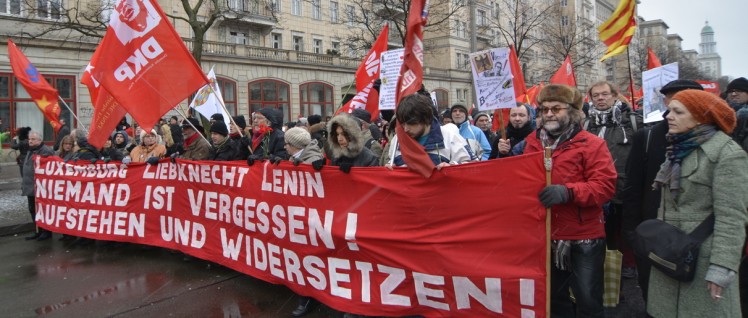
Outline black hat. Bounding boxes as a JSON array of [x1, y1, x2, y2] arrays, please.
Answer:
[[170, 115, 178, 121], [210, 121, 228, 136], [660, 79, 703, 95], [351, 108, 372, 123], [182, 118, 203, 132], [727, 77, 748, 94], [308, 114, 322, 126], [232, 115, 247, 129], [211, 113, 224, 122], [450, 103, 468, 114]]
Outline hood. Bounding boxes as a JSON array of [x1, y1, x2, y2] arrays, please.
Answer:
[[258, 108, 284, 130], [111, 130, 130, 146], [327, 115, 364, 159], [309, 122, 326, 134]]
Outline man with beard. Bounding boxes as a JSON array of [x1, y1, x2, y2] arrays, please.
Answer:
[[491, 103, 535, 159], [513, 84, 616, 318], [385, 93, 472, 170], [727, 77, 748, 151], [585, 81, 642, 279]]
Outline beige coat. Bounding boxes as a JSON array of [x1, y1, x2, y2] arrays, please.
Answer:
[[647, 131, 748, 317]]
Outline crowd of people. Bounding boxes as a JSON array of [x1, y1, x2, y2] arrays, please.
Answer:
[[9, 76, 748, 317]]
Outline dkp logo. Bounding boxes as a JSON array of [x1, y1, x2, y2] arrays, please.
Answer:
[[110, 0, 162, 45]]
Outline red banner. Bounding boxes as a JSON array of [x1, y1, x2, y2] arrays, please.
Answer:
[[33, 154, 548, 317], [82, 48, 129, 149], [7, 39, 63, 132], [696, 80, 720, 95], [337, 25, 389, 121], [87, 0, 209, 132], [647, 48, 662, 70], [549, 56, 576, 87]]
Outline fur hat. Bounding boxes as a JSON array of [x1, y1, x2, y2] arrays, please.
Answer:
[[308, 114, 323, 126], [537, 84, 584, 110], [727, 77, 748, 94], [210, 121, 229, 136], [351, 108, 372, 123], [284, 127, 312, 149], [672, 90, 736, 134], [660, 79, 703, 95]]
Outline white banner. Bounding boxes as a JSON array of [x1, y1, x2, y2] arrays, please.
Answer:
[[189, 67, 230, 129], [642, 62, 678, 123], [470, 48, 517, 111], [378, 49, 405, 110]]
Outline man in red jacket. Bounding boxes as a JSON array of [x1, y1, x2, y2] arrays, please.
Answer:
[[516, 84, 616, 317]]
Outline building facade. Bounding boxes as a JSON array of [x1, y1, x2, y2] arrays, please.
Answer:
[[697, 21, 721, 79]]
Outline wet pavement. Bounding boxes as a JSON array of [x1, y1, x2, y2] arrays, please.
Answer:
[[0, 160, 648, 317]]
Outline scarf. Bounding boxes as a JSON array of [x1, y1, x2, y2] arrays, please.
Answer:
[[588, 100, 623, 126], [251, 131, 265, 151], [540, 123, 579, 151], [184, 133, 199, 148], [506, 122, 534, 145], [653, 125, 717, 200]]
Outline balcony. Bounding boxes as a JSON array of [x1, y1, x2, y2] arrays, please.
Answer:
[[372, 0, 405, 16], [217, 0, 277, 29]]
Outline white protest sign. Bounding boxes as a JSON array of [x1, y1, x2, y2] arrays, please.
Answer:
[[642, 62, 678, 123], [470, 48, 516, 111], [378, 48, 405, 110]]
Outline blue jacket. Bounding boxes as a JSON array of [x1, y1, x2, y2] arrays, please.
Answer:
[[457, 121, 491, 160]]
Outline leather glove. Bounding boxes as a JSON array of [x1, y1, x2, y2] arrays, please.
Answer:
[[312, 158, 325, 171], [339, 162, 353, 174], [170, 152, 179, 163], [269, 155, 283, 165], [247, 154, 263, 166], [292, 158, 302, 166], [539, 185, 570, 208], [146, 157, 160, 165], [122, 156, 132, 165]]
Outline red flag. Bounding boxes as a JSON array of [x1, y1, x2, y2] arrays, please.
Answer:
[[550, 55, 576, 86], [526, 82, 544, 107], [508, 45, 527, 102], [336, 25, 389, 121], [82, 48, 129, 149], [647, 48, 662, 70], [86, 0, 209, 133], [392, 0, 434, 178], [696, 80, 720, 95], [7, 39, 63, 133]]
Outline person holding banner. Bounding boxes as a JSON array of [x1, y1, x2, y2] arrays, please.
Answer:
[[247, 108, 288, 164], [449, 103, 489, 161], [130, 129, 166, 164], [208, 121, 237, 161], [514, 84, 616, 318], [21, 131, 55, 241], [326, 114, 379, 172], [180, 118, 211, 160], [646, 89, 748, 318], [492, 103, 535, 159], [385, 93, 472, 169]]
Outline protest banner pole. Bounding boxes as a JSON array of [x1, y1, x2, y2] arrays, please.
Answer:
[[333, 84, 354, 114], [626, 47, 637, 106], [544, 146, 552, 318], [206, 84, 244, 137], [174, 106, 212, 146], [498, 110, 507, 140], [57, 97, 88, 131]]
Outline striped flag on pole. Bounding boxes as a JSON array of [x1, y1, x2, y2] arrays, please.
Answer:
[[598, 0, 637, 61]]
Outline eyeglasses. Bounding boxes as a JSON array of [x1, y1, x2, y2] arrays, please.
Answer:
[[537, 105, 569, 114]]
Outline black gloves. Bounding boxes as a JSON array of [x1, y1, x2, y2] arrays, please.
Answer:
[[339, 162, 353, 174], [292, 158, 302, 166], [269, 155, 284, 165], [146, 157, 160, 165], [539, 185, 570, 208], [247, 154, 263, 166], [311, 158, 325, 171], [170, 152, 179, 163]]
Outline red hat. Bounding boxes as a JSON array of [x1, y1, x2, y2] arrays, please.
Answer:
[[672, 90, 736, 134]]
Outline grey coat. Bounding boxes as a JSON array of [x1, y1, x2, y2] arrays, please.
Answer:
[[21, 144, 54, 196], [647, 131, 748, 318], [295, 140, 324, 164]]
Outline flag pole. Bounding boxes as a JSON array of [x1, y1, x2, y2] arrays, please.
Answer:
[[334, 83, 355, 114], [626, 46, 637, 106], [57, 97, 87, 131], [173, 106, 212, 146], [498, 110, 507, 140], [544, 146, 552, 318], [206, 84, 244, 137]]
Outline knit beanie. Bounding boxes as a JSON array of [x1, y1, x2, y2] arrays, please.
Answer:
[[284, 127, 312, 149], [727, 77, 748, 93], [210, 121, 229, 136], [211, 113, 224, 122], [351, 108, 372, 123], [473, 112, 490, 123], [537, 84, 584, 110], [672, 90, 736, 134], [233, 115, 247, 130]]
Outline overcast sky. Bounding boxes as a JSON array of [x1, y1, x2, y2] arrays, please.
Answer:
[[638, 0, 747, 80]]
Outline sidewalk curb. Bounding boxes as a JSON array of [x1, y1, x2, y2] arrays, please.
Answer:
[[0, 222, 33, 237]]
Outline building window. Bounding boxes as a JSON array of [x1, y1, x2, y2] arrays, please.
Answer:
[[300, 82, 334, 117], [2, 0, 22, 15], [249, 79, 290, 122], [561, 16, 568, 26], [560, 0, 567, 6], [313, 39, 322, 54], [345, 5, 355, 26], [37, 0, 61, 20], [0, 73, 76, 143], [272, 33, 282, 49], [229, 31, 248, 44], [291, 0, 302, 16], [269, 0, 280, 11], [331, 41, 340, 54], [490, 1, 497, 18], [216, 77, 237, 116], [433, 88, 449, 113], [330, 1, 338, 23], [477, 9, 486, 26], [293, 36, 304, 51], [312, 0, 320, 19]]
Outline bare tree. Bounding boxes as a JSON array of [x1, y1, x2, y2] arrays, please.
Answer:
[[489, 0, 557, 61], [534, 12, 603, 83]]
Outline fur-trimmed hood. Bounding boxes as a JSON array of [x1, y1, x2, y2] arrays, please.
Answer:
[[309, 122, 326, 134], [327, 115, 364, 159]]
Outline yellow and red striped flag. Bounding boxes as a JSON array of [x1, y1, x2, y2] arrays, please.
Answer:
[[598, 0, 637, 61]]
